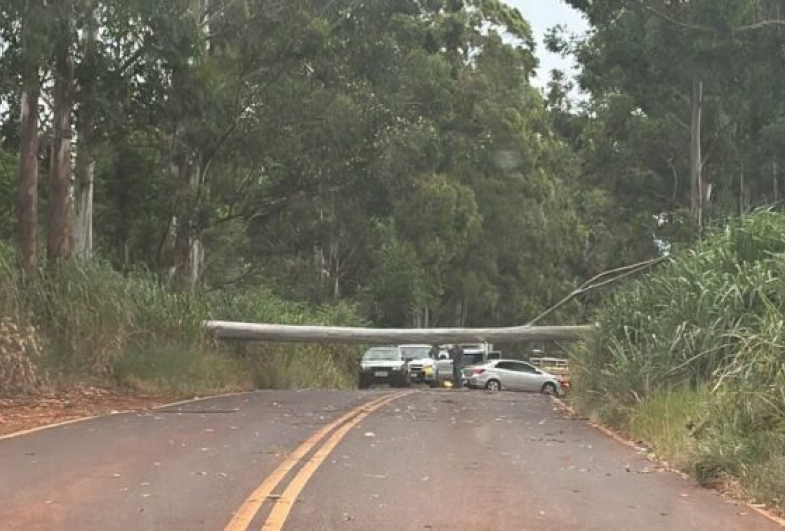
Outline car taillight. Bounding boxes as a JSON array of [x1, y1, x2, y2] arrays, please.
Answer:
[[472, 368, 485, 375]]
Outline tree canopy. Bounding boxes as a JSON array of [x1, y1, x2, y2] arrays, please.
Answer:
[[3, 0, 783, 328]]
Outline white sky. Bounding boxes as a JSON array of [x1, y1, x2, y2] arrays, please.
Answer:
[[505, 0, 589, 89]]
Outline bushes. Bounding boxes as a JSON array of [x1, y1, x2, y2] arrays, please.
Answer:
[[572, 209, 785, 512], [0, 243, 364, 396]]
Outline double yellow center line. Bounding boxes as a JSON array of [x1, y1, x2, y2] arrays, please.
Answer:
[[224, 391, 411, 531]]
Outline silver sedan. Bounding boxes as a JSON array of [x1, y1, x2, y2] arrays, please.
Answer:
[[464, 359, 563, 394]]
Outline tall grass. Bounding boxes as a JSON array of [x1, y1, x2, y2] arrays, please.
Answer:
[[0, 243, 364, 396], [572, 209, 785, 513]]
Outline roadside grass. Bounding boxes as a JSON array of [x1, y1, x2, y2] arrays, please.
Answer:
[[627, 387, 710, 468], [111, 342, 254, 396], [0, 242, 364, 398], [571, 209, 785, 515]]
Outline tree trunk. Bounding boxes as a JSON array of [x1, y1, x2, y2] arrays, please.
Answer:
[[48, 29, 75, 264], [17, 59, 40, 277], [173, 160, 204, 292], [74, 5, 98, 261], [203, 320, 593, 344], [73, 148, 94, 260], [689, 76, 703, 227]]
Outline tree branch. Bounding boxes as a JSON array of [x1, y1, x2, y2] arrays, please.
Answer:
[[734, 20, 785, 33], [645, 7, 713, 32], [646, 5, 785, 35], [526, 255, 671, 326]]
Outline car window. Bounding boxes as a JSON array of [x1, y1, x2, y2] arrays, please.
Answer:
[[399, 347, 431, 360], [495, 361, 517, 370], [463, 353, 484, 365], [510, 362, 538, 373], [363, 349, 401, 361]]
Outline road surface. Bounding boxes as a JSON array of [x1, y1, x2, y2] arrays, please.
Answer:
[[0, 389, 780, 531]]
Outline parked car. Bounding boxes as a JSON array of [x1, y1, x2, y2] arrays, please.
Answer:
[[398, 344, 439, 387], [463, 359, 564, 395], [358, 347, 411, 389]]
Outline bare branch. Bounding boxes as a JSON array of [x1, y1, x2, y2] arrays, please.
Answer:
[[645, 5, 785, 35], [734, 20, 785, 33], [645, 7, 713, 32], [526, 255, 671, 326]]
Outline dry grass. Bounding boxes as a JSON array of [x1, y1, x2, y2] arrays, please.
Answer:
[[0, 319, 49, 396]]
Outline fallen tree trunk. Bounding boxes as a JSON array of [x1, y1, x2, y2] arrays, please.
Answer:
[[203, 321, 593, 344]]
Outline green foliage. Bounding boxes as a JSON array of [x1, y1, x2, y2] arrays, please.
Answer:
[[572, 209, 785, 512], [0, 149, 15, 241], [0, 241, 364, 395]]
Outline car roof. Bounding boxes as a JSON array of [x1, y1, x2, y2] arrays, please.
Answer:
[[398, 344, 432, 348]]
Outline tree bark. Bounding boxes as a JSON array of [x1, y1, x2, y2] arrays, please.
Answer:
[[17, 55, 40, 277], [73, 148, 94, 260], [74, 5, 98, 260], [173, 160, 204, 292], [203, 321, 593, 344], [689, 76, 704, 227], [48, 26, 75, 264]]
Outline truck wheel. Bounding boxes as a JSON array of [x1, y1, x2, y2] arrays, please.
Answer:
[[358, 378, 370, 389]]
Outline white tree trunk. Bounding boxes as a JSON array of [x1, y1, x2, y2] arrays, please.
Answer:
[[73, 2, 98, 260], [689, 77, 704, 226], [74, 158, 94, 259], [204, 320, 592, 344]]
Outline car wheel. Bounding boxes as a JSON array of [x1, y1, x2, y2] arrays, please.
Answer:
[[541, 382, 557, 395], [485, 379, 501, 392], [358, 379, 370, 389]]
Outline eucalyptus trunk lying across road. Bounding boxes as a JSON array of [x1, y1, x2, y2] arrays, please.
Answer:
[[203, 321, 593, 344]]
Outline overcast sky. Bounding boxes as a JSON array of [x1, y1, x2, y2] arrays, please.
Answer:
[[505, 0, 589, 89]]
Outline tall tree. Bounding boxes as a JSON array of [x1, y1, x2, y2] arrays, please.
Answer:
[[14, 0, 44, 275], [47, 0, 76, 263]]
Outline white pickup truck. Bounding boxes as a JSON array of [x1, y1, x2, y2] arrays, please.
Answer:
[[434, 343, 500, 385]]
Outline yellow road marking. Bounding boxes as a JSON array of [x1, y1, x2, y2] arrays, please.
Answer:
[[261, 391, 410, 531], [224, 392, 407, 531]]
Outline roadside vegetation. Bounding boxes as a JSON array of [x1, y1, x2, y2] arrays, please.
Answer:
[[571, 210, 785, 514], [0, 242, 363, 397]]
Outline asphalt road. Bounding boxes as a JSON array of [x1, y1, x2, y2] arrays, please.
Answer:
[[0, 389, 780, 531]]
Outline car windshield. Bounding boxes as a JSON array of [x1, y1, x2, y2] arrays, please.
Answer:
[[363, 349, 401, 361], [463, 353, 485, 365], [399, 347, 431, 360]]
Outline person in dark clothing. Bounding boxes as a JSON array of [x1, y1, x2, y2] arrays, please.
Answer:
[[428, 344, 440, 360], [449, 344, 464, 387]]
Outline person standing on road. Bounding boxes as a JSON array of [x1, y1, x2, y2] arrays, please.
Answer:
[[449, 344, 464, 388]]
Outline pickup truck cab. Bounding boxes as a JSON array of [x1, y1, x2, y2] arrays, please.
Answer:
[[358, 346, 411, 389], [398, 344, 439, 387]]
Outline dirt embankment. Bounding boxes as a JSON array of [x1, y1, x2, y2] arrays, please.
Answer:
[[0, 386, 173, 437]]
